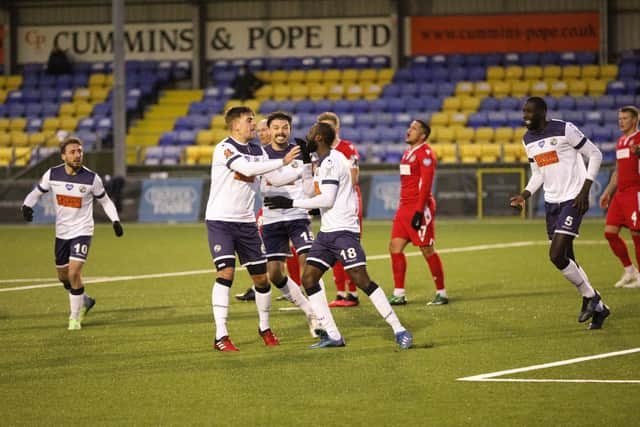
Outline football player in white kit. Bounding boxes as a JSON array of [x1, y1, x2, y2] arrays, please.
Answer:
[[510, 97, 610, 329], [264, 122, 413, 349], [21, 137, 123, 330]]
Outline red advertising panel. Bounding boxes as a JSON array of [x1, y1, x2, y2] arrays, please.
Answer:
[[411, 12, 599, 54]]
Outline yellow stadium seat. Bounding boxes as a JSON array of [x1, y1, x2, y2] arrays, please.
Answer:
[[587, 79, 607, 96], [431, 143, 457, 163], [254, 71, 270, 82], [60, 117, 79, 132], [42, 118, 61, 132], [600, 64, 618, 80], [327, 84, 345, 100], [270, 71, 288, 84], [480, 143, 501, 163], [0, 147, 11, 166], [505, 66, 523, 81], [6, 75, 23, 90], [491, 81, 511, 98], [88, 73, 107, 87], [90, 88, 109, 103], [14, 147, 31, 166], [511, 80, 530, 97], [562, 65, 581, 80], [363, 83, 382, 100], [45, 132, 63, 147], [377, 68, 394, 83], [290, 84, 309, 101], [254, 85, 273, 101], [523, 66, 543, 81], [323, 69, 341, 84], [487, 66, 505, 81], [459, 144, 481, 163], [0, 132, 10, 147], [461, 97, 480, 113], [309, 84, 329, 101], [10, 131, 29, 147], [530, 80, 549, 96], [76, 103, 94, 117], [185, 146, 200, 165], [73, 88, 90, 103], [359, 69, 377, 82], [9, 118, 26, 132], [211, 115, 226, 129], [345, 84, 363, 100], [305, 70, 323, 84], [449, 112, 468, 127], [197, 146, 215, 165], [454, 127, 474, 143], [104, 74, 113, 86], [513, 127, 527, 143], [28, 132, 46, 146], [567, 80, 587, 96], [430, 113, 449, 127], [494, 127, 514, 143], [436, 127, 455, 143], [442, 97, 462, 112], [0, 76, 6, 89], [542, 65, 562, 80], [0, 118, 9, 132], [272, 85, 291, 101], [474, 127, 495, 143], [581, 65, 600, 79], [455, 81, 474, 96], [58, 103, 76, 117], [474, 82, 492, 97], [196, 130, 215, 145], [549, 80, 568, 97], [288, 70, 306, 84], [211, 128, 228, 143], [503, 143, 527, 163], [0, 90, 6, 103], [341, 69, 359, 84]]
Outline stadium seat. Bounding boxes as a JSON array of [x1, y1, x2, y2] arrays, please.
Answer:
[[454, 127, 474, 143], [510, 81, 530, 98], [523, 66, 543, 81], [549, 80, 568, 97], [574, 96, 596, 111], [467, 112, 489, 128], [459, 143, 481, 163], [494, 127, 514, 144], [505, 66, 523, 80], [567, 80, 587, 96], [503, 143, 527, 163], [487, 66, 505, 81], [530, 80, 549, 96], [587, 79, 607, 96]]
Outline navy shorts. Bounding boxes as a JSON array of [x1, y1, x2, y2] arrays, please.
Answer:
[[262, 219, 314, 261], [306, 230, 366, 272], [55, 235, 92, 267], [545, 200, 583, 239], [206, 220, 267, 274]]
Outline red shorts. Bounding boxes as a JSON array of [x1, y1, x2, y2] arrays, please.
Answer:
[[606, 188, 640, 230], [391, 204, 436, 247]]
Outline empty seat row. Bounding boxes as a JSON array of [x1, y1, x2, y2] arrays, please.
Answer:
[[210, 55, 391, 73], [410, 51, 598, 68], [486, 65, 619, 81]]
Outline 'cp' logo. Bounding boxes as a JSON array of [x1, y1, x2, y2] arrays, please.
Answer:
[[25, 31, 47, 49]]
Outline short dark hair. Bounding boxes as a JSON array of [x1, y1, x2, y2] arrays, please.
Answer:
[[415, 120, 431, 140], [313, 122, 336, 147], [267, 111, 292, 127], [620, 105, 639, 120], [224, 106, 254, 129], [60, 136, 83, 154], [526, 96, 547, 113]]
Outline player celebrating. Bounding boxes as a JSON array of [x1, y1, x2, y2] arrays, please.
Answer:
[[206, 106, 300, 351], [264, 122, 413, 350], [599, 106, 640, 288], [317, 112, 362, 307], [387, 120, 447, 306], [509, 97, 610, 330], [21, 136, 124, 330]]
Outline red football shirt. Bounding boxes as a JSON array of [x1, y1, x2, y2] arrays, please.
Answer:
[[616, 130, 640, 192], [399, 143, 436, 211]]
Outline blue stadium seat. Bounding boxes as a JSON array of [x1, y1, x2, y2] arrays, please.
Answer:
[[603, 110, 619, 124], [393, 69, 413, 83], [488, 111, 508, 127], [557, 96, 577, 111], [595, 95, 615, 110], [42, 102, 60, 117], [295, 100, 315, 114], [484, 53, 503, 66], [333, 99, 352, 114], [618, 63, 637, 80], [353, 55, 370, 69], [405, 98, 425, 113], [93, 103, 111, 119], [311, 100, 331, 114], [591, 125, 614, 143], [283, 57, 302, 70], [435, 82, 455, 97], [191, 115, 210, 130], [144, 146, 163, 165], [576, 51, 597, 65], [298, 113, 317, 127], [381, 83, 401, 98], [189, 102, 208, 116], [77, 117, 95, 132], [521, 52, 540, 66], [539, 51, 560, 66], [300, 57, 317, 70], [467, 112, 489, 128], [211, 59, 230, 74], [543, 96, 557, 111], [386, 98, 406, 113], [159, 131, 178, 146], [559, 51, 577, 65], [352, 99, 371, 114], [607, 80, 632, 95], [174, 117, 191, 131], [563, 111, 585, 126], [447, 54, 465, 66], [416, 82, 437, 97], [360, 127, 381, 144], [374, 113, 395, 127], [278, 100, 296, 113], [468, 66, 486, 82], [425, 97, 443, 111], [394, 113, 413, 127], [213, 70, 235, 85], [369, 99, 387, 113], [584, 111, 604, 126], [449, 66, 468, 82], [8, 103, 25, 118], [498, 97, 520, 111], [26, 118, 43, 133], [371, 56, 390, 69], [340, 128, 361, 144], [247, 58, 264, 71], [466, 54, 484, 66], [0, 105, 7, 117], [411, 55, 429, 69], [503, 53, 521, 66], [177, 130, 196, 145], [506, 111, 524, 127], [480, 97, 499, 111], [410, 68, 430, 82], [575, 96, 596, 111], [163, 146, 184, 165], [431, 66, 450, 82], [259, 100, 278, 115], [399, 83, 418, 98], [356, 113, 377, 128], [335, 56, 354, 69], [25, 103, 43, 118], [614, 95, 635, 108], [317, 56, 335, 70]]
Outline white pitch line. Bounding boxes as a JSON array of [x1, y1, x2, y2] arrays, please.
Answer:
[[0, 240, 607, 292], [458, 348, 640, 383]]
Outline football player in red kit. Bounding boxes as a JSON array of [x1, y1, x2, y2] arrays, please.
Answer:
[[600, 106, 640, 289], [388, 120, 448, 306], [317, 112, 363, 307]]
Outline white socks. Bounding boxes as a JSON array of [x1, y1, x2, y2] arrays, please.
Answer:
[[368, 287, 405, 334], [254, 287, 272, 332], [308, 288, 342, 340], [69, 293, 84, 321], [212, 282, 230, 340], [561, 259, 596, 298], [281, 277, 314, 317]]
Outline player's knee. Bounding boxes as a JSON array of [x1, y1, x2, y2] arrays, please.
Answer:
[[604, 231, 618, 241], [216, 267, 234, 282], [252, 274, 270, 290], [549, 250, 569, 270], [60, 279, 71, 290]]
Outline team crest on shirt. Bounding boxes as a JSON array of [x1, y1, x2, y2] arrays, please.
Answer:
[[214, 244, 221, 253], [409, 155, 416, 162], [79, 186, 87, 193], [550, 138, 558, 146], [260, 243, 266, 254], [65, 184, 73, 190], [423, 158, 432, 166], [538, 140, 545, 148]]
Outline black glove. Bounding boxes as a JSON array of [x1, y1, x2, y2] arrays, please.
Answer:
[[295, 138, 312, 164], [411, 211, 424, 230], [21, 205, 33, 222], [263, 196, 294, 209], [113, 221, 124, 237], [308, 208, 321, 216]]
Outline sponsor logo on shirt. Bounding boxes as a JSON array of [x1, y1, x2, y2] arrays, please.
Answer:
[[65, 184, 74, 191], [533, 150, 560, 167], [56, 194, 82, 208], [423, 158, 432, 166]]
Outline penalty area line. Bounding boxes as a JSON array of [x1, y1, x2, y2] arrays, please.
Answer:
[[457, 347, 640, 383], [0, 240, 606, 292]]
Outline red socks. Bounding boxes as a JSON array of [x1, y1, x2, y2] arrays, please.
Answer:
[[391, 252, 407, 289], [427, 252, 445, 291], [286, 248, 301, 285], [605, 232, 632, 267]]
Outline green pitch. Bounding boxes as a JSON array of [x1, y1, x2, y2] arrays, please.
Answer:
[[1, 219, 639, 426]]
